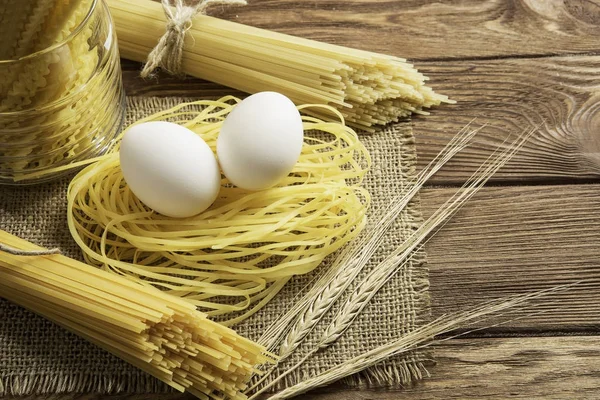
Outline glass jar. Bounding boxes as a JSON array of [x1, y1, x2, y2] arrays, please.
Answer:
[[0, 0, 125, 184]]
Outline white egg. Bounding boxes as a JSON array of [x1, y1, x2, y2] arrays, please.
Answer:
[[217, 92, 304, 191], [119, 121, 220, 218]]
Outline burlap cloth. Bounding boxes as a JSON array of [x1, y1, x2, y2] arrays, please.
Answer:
[[0, 96, 432, 396]]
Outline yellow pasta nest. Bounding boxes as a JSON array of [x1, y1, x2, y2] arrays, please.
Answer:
[[68, 97, 371, 325]]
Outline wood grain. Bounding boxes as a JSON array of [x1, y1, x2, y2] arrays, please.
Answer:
[[413, 55, 600, 184], [421, 183, 600, 329], [396, 336, 600, 400], [5, 337, 600, 400], [203, 0, 600, 60]]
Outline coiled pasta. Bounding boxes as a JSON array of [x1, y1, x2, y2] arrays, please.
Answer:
[[67, 97, 371, 325]]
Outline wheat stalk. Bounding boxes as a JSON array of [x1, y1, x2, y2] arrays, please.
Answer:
[[320, 126, 534, 345], [247, 125, 479, 394], [249, 127, 534, 397], [267, 282, 579, 399], [258, 124, 480, 353]]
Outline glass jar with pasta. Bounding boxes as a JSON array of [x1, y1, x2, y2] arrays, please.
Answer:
[[0, 0, 125, 184]]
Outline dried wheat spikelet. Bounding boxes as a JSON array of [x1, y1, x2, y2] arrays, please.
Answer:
[[269, 283, 576, 399], [256, 124, 481, 364], [250, 127, 536, 396]]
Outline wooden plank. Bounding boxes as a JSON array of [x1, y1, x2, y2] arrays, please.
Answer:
[[121, 54, 600, 184], [10, 337, 600, 399], [420, 184, 600, 329], [315, 337, 600, 400], [413, 55, 600, 184], [202, 0, 600, 60]]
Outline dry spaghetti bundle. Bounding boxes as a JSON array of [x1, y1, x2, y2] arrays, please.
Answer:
[[0, 230, 275, 400], [107, 0, 452, 131], [66, 97, 370, 326]]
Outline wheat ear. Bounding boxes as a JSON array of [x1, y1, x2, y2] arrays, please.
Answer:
[[247, 125, 478, 393], [249, 124, 479, 393], [259, 123, 480, 353], [320, 126, 535, 346], [250, 127, 533, 397], [268, 282, 578, 400]]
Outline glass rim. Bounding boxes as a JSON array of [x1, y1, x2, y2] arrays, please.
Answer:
[[0, 0, 98, 65]]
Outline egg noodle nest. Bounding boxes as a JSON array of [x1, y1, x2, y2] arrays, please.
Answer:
[[66, 96, 371, 325]]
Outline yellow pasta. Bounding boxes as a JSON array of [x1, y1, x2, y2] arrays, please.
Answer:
[[0, 229, 275, 400], [66, 97, 371, 325], [0, 0, 124, 184], [107, 0, 453, 131]]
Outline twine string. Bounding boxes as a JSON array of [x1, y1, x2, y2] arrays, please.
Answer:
[[0, 242, 61, 256], [141, 0, 247, 78]]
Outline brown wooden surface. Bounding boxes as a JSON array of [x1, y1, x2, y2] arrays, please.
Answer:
[[422, 184, 600, 329], [209, 0, 600, 60], [5, 0, 600, 399], [414, 56, 600, 184]]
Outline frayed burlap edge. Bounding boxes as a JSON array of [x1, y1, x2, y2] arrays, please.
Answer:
[[0, 374, 172, 396]]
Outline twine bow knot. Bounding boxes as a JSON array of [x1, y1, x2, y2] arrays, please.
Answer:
[[141, 0, 247, 78]]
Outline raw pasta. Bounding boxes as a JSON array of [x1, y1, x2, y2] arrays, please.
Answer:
[[0, 229, 275, 400], [107, 0, 453, 131], [0, 0, 124, 184], [67, 97, 371, 325]]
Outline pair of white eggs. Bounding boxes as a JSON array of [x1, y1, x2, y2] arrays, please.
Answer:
[[120, 92, 304, 218]]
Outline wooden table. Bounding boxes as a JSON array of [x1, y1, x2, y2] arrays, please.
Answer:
[[10, 1, 600, 399]]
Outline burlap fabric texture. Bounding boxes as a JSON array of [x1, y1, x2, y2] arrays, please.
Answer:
[[0, 96, 432, 396]]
